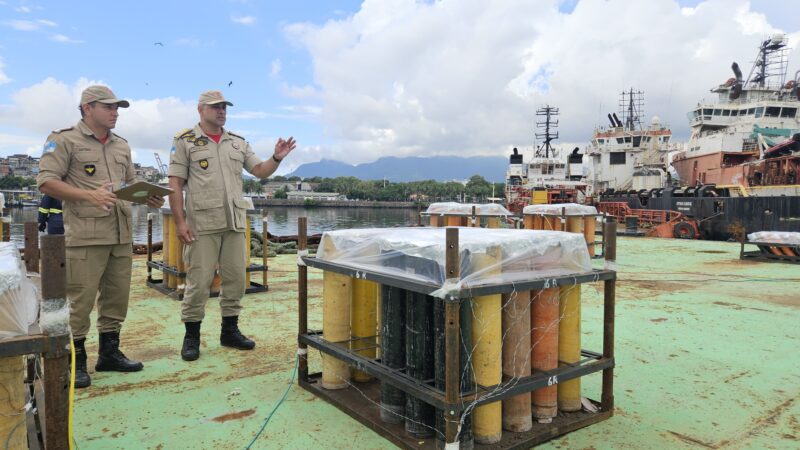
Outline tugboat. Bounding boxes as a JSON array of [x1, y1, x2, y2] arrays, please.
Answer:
[[504, 105, 587, 214], [585, 89, 676, 197], [599, 35, 800, 240]]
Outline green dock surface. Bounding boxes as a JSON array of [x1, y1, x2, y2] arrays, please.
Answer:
[[72, 237, 799, 449]]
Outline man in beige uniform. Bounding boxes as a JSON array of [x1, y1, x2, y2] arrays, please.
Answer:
[[38, 85, 165, 388], [169, 90, 295, 361]]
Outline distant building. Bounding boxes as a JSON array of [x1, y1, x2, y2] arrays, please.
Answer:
[[134, 163, 162, 182], [2, 154, 40, 178], [286, 191, 345, 201]]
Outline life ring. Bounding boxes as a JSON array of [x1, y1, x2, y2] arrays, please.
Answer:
[[673, 222, 696, 239]]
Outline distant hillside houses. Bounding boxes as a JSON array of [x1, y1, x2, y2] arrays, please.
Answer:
[[0, 154, 40, 178]]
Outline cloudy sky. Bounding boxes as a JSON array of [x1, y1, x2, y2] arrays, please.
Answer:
[[0, 0, 798, 175]]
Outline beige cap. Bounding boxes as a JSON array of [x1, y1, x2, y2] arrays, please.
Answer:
[[199, 90, 233, 106], [80, 85, 130, 108]]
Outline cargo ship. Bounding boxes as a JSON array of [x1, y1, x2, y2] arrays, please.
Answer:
[[599, 35, 800, 240]]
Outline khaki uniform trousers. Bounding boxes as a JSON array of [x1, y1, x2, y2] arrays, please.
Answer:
[[181, 230, 246, 322], [66, 244, 133, 339]]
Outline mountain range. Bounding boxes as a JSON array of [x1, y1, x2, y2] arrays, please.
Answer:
[[285, 156, 508, 183]]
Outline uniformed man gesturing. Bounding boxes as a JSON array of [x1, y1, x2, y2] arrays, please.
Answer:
[[168, 90, 295, 361], [37, 85, 166, 388]]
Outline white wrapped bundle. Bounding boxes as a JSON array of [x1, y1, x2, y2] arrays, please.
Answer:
[[747, 231, 800, 245], [317, 227, 591, 298], [523, 203, 598, 216], [424, 202, 513, 216], [0, 243, 39, 340]]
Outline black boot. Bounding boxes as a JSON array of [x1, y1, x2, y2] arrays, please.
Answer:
[[220, 316, 255, 350], [95, 331, 144, 372], [73, 338, 91, 388], [181, 321, 201, 361]]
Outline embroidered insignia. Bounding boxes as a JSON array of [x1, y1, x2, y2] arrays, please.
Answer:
[[42, 141, 57, 154], [187, 135, 197, 143], [84, 164, 96, 176], [232, 142, 240, 150], [199, 159, 209, 170], [194, 137, 208, 147]]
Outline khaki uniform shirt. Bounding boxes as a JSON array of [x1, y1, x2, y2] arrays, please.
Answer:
[[168, 124, 261, 235], [36, 120, 135, 247]]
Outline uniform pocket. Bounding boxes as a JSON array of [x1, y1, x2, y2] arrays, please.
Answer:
[[229, 151, 245, 173], [232, 197, 249, 229], [189, 150, 216, 174], [65, 247, 87, 289], [190, 191, 226, 231]]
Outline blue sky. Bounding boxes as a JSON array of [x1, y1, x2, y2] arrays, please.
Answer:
[[1, 0, 798, 174]]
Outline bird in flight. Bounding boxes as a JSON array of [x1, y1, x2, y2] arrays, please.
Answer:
[[154, 42, 164, 47], [228, 81, 233, 87]]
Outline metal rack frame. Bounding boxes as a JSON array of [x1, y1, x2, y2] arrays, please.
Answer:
[[296, 218, 618, 449], [144, 215, 268, 300], [740, 240, 800, 264]]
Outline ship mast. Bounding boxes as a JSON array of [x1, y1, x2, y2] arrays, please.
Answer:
[[620, 88, 644, 131], [534, 105, 559, 158], [745, 34, 789, 88]]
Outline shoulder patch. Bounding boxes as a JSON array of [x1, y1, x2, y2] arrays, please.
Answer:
[[175, 128, 194, 139], [42, 140, 57, 154], [51, 127, 73, 134], [227, 131, 246, 140]]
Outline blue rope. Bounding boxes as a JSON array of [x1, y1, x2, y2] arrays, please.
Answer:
[[245, 357, 299, 449]]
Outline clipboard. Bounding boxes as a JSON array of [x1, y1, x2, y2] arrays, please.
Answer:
[[113, 181, 173, 204]]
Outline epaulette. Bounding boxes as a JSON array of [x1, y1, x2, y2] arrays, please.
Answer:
[[227, 131, 246, 141], [175, 128, 195, 139], [51, 127, 73, 134], [112, 132, 128, 143]]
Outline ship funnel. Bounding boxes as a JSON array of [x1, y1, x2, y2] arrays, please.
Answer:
[[612, 113, 623, 128], [729, 62, 743, 100], [509, 147, 523, 164], [607, 113, 616, 127]]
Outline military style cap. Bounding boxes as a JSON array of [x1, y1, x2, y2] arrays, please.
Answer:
[[198, 90, 233, 106], [80, 85, 130, 108]]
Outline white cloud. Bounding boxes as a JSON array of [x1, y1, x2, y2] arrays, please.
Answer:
[[51, 34, 84, 44], [0, 78, 197, 163], [270, 59, 282, 77], [0, 57, 11, 84], [231, 15, 256, 25], [229, 111, 268, 120], [285, 0, 800, 165], [3, 18, 56, 31], [15, 6, 31, 13], [281, 83, 316, 98]]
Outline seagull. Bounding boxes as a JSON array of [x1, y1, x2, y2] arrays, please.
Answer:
[[154, 42, 164, 47]]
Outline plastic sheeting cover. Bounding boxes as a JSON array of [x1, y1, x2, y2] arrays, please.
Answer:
[[747, 231, 800, 245], [424, 202, 513, 216], [317, 227, 591, 298], [0, 242, 38, 339], [523, 203, 598, 216]]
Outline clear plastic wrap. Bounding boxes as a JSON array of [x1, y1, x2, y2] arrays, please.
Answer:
[[747, 231, 800, 245], [0, 243, 39, 340], [317, 227, 592, 298], [424, 202, 513, 216], [522, 203, 598, 216]]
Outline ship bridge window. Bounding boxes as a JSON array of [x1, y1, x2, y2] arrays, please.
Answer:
[[610, 152, 626, 165], [722, 109, 731, 116], [747, 108, 755, 115], [616, 138, 624, 144], [597, 138, 605, 144], [765, 106, 781, 117], [663, 136, 670, 143], [713, 109, 721, 116], [780, 107, 797, 118], [755, 107, 764, 118], [693, 109, 700, 118], [632, 136, 642, 147], [703, 108, 712, 115], [624, 136, 632, 143], [731, 109, 739, 116]]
